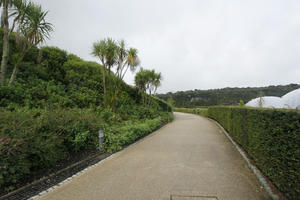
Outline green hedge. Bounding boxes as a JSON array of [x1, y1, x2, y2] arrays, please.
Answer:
[[103, 112, 173, 152], [207, 106, 300, 199], [174, 107, 208, 117]]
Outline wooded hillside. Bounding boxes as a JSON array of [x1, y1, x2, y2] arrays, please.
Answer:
[[157, 84, 300, 107]]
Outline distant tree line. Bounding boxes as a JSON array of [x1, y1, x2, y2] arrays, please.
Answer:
[[157, 84, 300, 108]]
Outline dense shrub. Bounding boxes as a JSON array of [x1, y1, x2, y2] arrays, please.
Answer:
[[0, 109, 102, 192], [40, 46, 68, 82], [103, 112, 173, 152], [207, 106, 300, 199], [0, 109, 173, 193], [174, 107, 208, 117]]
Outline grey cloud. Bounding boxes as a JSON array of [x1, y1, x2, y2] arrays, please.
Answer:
[[32, 0, 300, 93]]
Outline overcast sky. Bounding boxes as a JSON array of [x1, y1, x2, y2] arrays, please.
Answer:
[[32, 0, 300, 93]]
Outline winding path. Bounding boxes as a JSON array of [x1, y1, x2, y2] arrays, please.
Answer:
[[35, 112, 269, 200]]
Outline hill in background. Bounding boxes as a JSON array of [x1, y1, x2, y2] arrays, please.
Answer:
[[157, 84, 300, 107]]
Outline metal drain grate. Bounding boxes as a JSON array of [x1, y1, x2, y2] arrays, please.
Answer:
[[171, 195, 218, 200]]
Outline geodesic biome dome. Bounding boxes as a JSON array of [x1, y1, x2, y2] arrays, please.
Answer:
[[246, 96, 287, 109], [281, 88, 300, 109]]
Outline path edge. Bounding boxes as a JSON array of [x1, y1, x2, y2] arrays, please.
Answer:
[[204, 116, 280, 200]]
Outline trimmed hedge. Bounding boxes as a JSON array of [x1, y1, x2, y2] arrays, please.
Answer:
[[207, 106, 300, 200], [174, 107, 208, 117]]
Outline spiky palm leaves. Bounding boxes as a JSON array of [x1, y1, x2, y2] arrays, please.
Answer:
[[115, 40, 139, 80], [92, 38, 140, 108], [92, 38, 118, 72], [9, 1, 53, 85], [122, 48, 139, 79], [134, 68, 162, 106], [20, 3, 53, 45], [92, 38, 119, 107], [0, 0, 52, 85]]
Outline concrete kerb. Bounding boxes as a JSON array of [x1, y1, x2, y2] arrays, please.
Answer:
[[204, 116, 280, 200], [28, 153, 115, 200], [0, 152, 109, 200]]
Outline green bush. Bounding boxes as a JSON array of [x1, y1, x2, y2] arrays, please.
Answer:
[[0, 109, 102, 192], [100, 108, 116, 124], [103, 112, 173, 153], [207, 106, 300, 199]]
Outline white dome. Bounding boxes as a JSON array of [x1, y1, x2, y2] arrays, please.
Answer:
[[282, 88, 300, 109], [246, 96, 287, 109]]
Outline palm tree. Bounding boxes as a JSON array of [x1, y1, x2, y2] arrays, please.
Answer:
[[121, 48, 139, 80], [0, 0, 19, 85], [9, 0, 29, 34], [134, 68, 148, 104], [134, 68, 147, 93], [92, 38, 118, 107], [153, 72, 162, 94], [9, 2, 53, 85], [134, 68, 162, 105], [115, 40, 139, 81], [92, 40, 107, 100], [116, 39, 127, 79], [105, 38, 118, 76]]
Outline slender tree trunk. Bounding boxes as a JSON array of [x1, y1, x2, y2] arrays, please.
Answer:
[[121, 65, 130, 80], [107, 66, 114, 108], [148, 90, 152, 107], [117, 60, 122, 79], [1, 8, 5, 28], [0, 4, 9, 85], [36, 48, 43, 64], [8, 65, 18, 85], [9, 53, 26, 85], [102, 66, 107, 107], [141, 91, 145, 105]]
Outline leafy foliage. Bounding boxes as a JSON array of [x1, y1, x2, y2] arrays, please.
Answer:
[[103, 112, 173, 152], [0, 109, 101, 192], [207, 106, 300, 199], [135, 68, 161, 95]]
